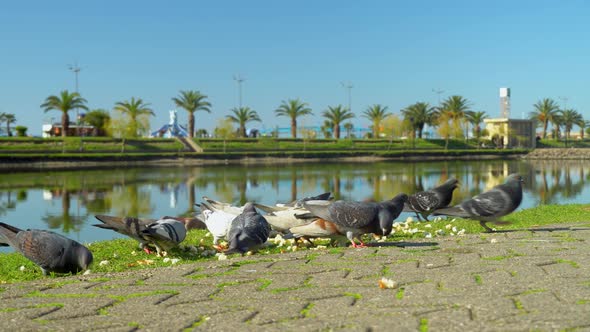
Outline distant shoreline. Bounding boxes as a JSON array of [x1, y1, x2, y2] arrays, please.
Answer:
[[0, 151, 528, 171]]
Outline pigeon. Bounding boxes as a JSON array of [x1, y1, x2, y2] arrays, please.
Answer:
[[285, 218, 348, 245], [433, 174, 524, 232], [201, 196, 244, 215], [405, 178, 459, 221], [0, 222, 93, 275], [226, 202, 271, 254], [197, 200, 237, 246], [93, 215, 186, 256], [254, 203, 320, 233], [303, 193, 408, 248]]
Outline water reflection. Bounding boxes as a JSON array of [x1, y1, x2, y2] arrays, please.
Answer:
[[0, 160, 588, 246]]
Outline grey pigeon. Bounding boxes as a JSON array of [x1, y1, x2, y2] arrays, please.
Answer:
[[226, 202, 271, 254], [405, 178, 459, 221], [433, 174, 524, 232], [303, 193, 408, 248], [0, 222, 93, 275], [94, 215, 186, 256]]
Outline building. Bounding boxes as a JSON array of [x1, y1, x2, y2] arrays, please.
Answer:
[[484, 118, 536, 148]]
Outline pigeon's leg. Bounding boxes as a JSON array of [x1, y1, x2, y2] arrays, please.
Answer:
[[348, 233, 367, 248], [479, 220, 494, 233], [139, 243, 153, 254], [414, 212, 423, 222]]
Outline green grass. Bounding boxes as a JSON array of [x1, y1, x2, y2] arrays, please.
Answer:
[[0, 203, 589, 283]]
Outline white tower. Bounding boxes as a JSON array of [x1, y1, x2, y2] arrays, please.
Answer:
[[500, 87, 511, 118]]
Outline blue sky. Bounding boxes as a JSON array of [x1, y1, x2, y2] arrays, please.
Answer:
[[1, 0, 589, 135]]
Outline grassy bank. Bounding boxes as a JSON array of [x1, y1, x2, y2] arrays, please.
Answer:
[[1, 204, 589, 284], [0, 138, 529, 168]]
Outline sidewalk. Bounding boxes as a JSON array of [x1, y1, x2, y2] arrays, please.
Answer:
[[1, 223, 590, 331]]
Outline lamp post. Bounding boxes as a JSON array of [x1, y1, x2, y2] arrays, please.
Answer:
[[68, 63, 82, 136], [233, 74, 246, 109], [341, 81, 353, 112]]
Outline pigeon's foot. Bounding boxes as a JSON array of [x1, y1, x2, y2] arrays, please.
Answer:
[[143, 247, 153, 254], [480, 220, 494, 233], [350, 240, 367, 248]]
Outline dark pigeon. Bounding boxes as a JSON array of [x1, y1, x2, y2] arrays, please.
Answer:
[[433, 174, 524, 232], [93, 215, 186, 256], [0, 222, 93, 275], [303, 193, 408, 248], [226, 202, 271, 254], [405, 178, 459, 221]]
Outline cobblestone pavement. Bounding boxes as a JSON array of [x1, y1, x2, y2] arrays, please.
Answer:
[[1, 223, 590, 331]]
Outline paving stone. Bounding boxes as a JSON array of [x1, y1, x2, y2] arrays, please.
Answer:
[[2, 223, 590, 330]]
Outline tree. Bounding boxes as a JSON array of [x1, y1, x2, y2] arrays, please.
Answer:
[[274, 99, 313, 138], [529, 98, 559, 139], [401, 102, 436, 138], [559, 109, 583, 140], [172, 90, 211, 138], [362, 104, 390, 138], [343, 122, 354, 138], [227, 107, 261, 138], [435, 95, 471, 145], [84, 109, 111, 136], [322, 105, 355, 139], [1, 113, 16, 137], [579, 120, 590, 139], [15, 125, 27, 137], [41, 90, 88, 137], [321, 120, 333, 139], [381, 114, 405, 149], [113, 97, 154, 137], [214, 118, 236, 152], [466, 110, 488, 147]]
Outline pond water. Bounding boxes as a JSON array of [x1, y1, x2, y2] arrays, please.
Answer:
[[0, 159, 587, 252]]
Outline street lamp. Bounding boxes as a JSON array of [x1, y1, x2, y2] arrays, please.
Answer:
[[68, 63, 82, 136]]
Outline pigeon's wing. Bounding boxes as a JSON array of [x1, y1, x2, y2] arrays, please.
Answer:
[[305, 200, 378, 228], [407, 191, 439, 212], [93, 215, 153, 242], [303, 200, 336, 220], [461, 189, 509, 218], [15, 230, 70, 271], [141, 219, 187, 247], [254, 203, 290, 214]]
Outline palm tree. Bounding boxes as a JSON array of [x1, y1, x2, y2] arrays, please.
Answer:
[[362, 104, 390, 138], [322, 105, 355, 139], [560, 109, 583, 140], [439, 95, 471, 121], [3, 113, 15, 137], [41, 90, 88, 137], [401, 102, 436, 138], [113, 97, 155, 137], [227, 107, 261, 137], [466, 110, 488, 143], [550, 113, 563, 139], [321, 120, 333, 138], [529, 98, 559, 139], [274, 99, 313, 138], [172, 90, 211, 138], [578, 119, 589, 139]]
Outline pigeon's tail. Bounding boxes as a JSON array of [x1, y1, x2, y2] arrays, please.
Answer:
[[254, 202, 285, 214], [432, 206, 470, 218], [0, 222, 21, 247]]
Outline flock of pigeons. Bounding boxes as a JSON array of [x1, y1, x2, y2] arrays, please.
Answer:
[[0, 173, 524, 276]]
